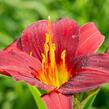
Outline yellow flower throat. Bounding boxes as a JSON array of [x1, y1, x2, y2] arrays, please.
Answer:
[[38, 17, 70, 87]]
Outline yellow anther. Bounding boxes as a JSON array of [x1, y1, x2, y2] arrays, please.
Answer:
[[48, 16, 52, 31], [52, 43, 56, 50], [61, 50, 66, 59], [42, 53, 46, 64], [29, 52, 32, 56], [48, 16, 51, 22], [48, 16, 52, 43], [61, 50, 66, 68]]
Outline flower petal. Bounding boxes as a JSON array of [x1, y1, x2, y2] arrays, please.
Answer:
[[77, 23, 104, 55], [53, 18, 79, 64], [59, 54, 109, 94], [42, 91, 73, 109], [21, 20, 48, 61], [7, 19, 79, 64], [0, 50, 53, 90]]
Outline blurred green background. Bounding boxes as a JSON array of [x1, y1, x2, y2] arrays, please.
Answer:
[[0, 0, 109, 109]]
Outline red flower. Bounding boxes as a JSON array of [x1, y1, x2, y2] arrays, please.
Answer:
[[1, 17, 109, 109]]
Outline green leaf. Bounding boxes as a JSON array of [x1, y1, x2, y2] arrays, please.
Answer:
[[0, 32, 13, 48], [81, 89, 100, 109], [74, 88, 100, 109], [28, 85, 47, 109], [74, 97, 81, 109]]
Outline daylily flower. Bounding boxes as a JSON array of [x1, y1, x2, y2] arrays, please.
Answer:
[[1, 17, 109, 109]]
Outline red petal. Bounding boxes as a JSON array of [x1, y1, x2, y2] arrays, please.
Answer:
[[0, 51, 53, 90], [77, 23, 104, 55], [53, 18, 79, 64], [21, 18, 79, 64], [42, 91, 73, 109], [59, 54, 109, 94], [21, 20, 48, 61]]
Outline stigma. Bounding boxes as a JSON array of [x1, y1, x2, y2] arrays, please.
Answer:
[[38, 17, 70, 87]]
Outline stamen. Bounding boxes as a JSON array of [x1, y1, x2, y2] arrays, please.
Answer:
[[38, 17, 70, 87], [29, 52, 32, 56], [60, 50, 69, 83], [61, 50, 66, 68], [48, 16, 52, 36], [45, 33, 50, 43]]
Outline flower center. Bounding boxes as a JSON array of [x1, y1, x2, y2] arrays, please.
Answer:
[[38, 17, 70, 87]]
